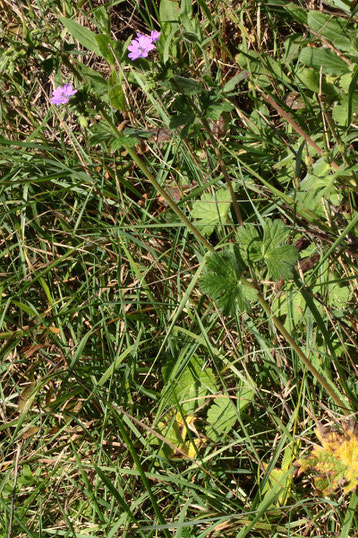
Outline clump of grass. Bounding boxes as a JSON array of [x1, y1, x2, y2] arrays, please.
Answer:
[[1, 0, 358, 536]]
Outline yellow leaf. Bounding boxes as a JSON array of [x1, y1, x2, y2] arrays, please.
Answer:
[[296, 420, 358, 495], [149, 411, 204, 460]]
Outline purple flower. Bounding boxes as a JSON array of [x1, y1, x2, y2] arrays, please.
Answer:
[[50, 83, 77, 105], [128, 31, 160, 61], [150, 30, 161, 42]]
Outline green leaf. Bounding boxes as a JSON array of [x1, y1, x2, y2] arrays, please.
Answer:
[[204, 382, 254, 441], [298, 47, 350, 76], [89, 121, 137, 150], [205, 100, 233, 121], [170, 75, 203, 95], [237, 221, 298, 280], [201, 248, 258, 315], [190, 187, 231, 236], [223, 71, 250, 92], [283, 3, 308, 25], [265, 244, 300, 281], [180, 0, 196, 33], [295, 67, 338, 97], [60, 16, 102, 57], [206, 396, 237, 441], [236, 224, 261, 263], [93, 5, 111, 34], [307, 11, 352, 52], [262, 220, 299, 280], [160, 0, 180, 34], [237, 384, 255, 413], [164, 357, 217, 414], [263, 219, 290, 248], [95, 34, 116, 65]]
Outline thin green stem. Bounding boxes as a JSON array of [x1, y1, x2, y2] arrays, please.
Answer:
[[256, 292, 351, 415], [126, 146, 214, 252], [199, 116, 243, 226]]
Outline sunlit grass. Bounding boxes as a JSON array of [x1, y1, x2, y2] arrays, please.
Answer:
[[1, 0, 357, 536]]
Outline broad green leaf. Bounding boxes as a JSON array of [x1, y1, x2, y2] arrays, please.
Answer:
[[60, 16, 102, 57], [95, 34, 116, 65], [295, 67, 338, 97], [160, 0, 180, 33], [108, 70, 126, 110], [89, 121, 137, 149], [93, 5, 111, 34], [160, 0, 180, 61], [236, 223, 261, 262], [273, 287, 308, 330], [264, 244, 300, 281], [283, 3, 308, 24], [262, 221, 299, 280], [298, 47, 350, 76], [180, 0, 196, 33], [237, 384, 255, 413], [332, 90, 358, 126], [200, 248, 258, 315], [307, 11, 351, 52], [190, 187, 231, 236], [164, 357, 217, 414], [223, 71, 250, 92], [170, 75, 203, 95], [263, 219, 289, 247], [205, 383, 254, 441], [297, 157, 336, 210], [205, 100, 233, 121], [206, 396, 237, 441], [237, 221, 299, 280]]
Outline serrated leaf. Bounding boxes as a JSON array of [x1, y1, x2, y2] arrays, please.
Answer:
[[206, 396, 237, 441], [89, 121, 137, 149], [263, 219, 290, 247], [236, 223, 261, 262], [265, 244, 300, 280], [206, 383, 254, 441], [296, 422, 358, 495], [164, 357, 217, 414], [237, 384, 255, 413], [190, 187, 231, 236], [201, 248, 258, 315], [262, 220, 299, 280]]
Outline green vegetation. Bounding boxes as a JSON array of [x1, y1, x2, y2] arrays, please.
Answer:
[[1, 0, 358, 535]]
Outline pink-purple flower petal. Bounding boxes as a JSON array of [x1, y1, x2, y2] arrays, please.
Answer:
[[50, 83, 77, 105], [128, 31, 160, 61]]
